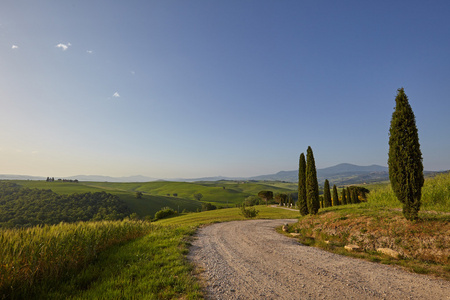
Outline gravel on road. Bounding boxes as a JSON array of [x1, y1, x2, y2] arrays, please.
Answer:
[[188, 219, 450, 299]]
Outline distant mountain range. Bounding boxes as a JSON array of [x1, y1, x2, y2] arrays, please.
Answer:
[[248, 163, 390, 185], [1, 163, 444, 186]]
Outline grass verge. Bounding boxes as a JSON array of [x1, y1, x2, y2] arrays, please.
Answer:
[[38, 225, 203, 299]]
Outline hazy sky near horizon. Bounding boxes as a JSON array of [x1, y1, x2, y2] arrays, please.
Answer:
[[1, 1, 450, 179]]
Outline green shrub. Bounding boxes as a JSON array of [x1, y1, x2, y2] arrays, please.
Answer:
[[154, 207, 177, 220], [239, 205, 259, 218]]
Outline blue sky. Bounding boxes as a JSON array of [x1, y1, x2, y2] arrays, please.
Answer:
[[1, 1, 450, 178]]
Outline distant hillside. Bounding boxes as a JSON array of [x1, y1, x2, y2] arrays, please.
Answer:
[[67, 175, 157, 182], [249, 163, 390, 186], [0, 174, 46, 181]]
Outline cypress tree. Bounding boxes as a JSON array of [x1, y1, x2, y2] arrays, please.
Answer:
[[298, 153, 308, 215], [352, 189, 359, 204], [341, 189, 347, 205], [332, 184, 339, 206], [347, 187, 352, 204], [388, 88, 424, 221], [306, 146, 320, 214], [323, 179, 332, 207]]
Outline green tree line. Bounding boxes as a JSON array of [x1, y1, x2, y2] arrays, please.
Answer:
[[0, 182, 131, 228]]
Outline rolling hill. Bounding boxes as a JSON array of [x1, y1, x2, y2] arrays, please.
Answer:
[[0, 163, 389, 184]]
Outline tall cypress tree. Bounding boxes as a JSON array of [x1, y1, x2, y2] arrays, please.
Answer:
[[298, 153, 308, 215], [306, 146, 320, 214], [347, 187, 352, 204], [388, 88, 424, 221], [323, 179, 331, 207], [341, 188, 347, 205], [352, 189, 360, 204], [332, 184, 339, 206]]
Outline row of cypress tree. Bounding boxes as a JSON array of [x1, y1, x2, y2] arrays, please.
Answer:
[[321, 180, 362, 208], [298, 88, 424, 221]]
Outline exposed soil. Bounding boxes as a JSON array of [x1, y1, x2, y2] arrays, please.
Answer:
[[188, 219, 450, 299]]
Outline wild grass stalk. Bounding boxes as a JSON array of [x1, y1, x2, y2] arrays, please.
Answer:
[[0, 220, 153, 298]]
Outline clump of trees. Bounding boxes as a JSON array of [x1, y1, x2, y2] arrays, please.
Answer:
[[243, 195, 261, 206], [274, 193, 288, 206], [388, 88, 424, 220], [258, 190, 273, 206], [201, 202, 217, 211], [193, 193, 203, 201], [0, 182, 131, 228]]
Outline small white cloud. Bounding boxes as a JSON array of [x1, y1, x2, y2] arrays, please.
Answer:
[[131, 71, 135, 75], [11, 45, 19, 49], [56, 43, 71, 51], [86, 50, 93, 54], [113, 92, 120, 98]]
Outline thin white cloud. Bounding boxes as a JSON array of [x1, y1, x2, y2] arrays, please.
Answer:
[[113, 92, 120, 98], [56, 43, 71, 51], [131, 71, 135, 75], [11, 45, 19, 49], [86, 50, 93, 54]]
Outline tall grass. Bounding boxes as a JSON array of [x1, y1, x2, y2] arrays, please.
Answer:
[[0, 220, 153, 298], [367, 172, 450, 212]]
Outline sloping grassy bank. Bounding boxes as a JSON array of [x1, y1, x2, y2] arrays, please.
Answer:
[[286, 173, 450, 280]]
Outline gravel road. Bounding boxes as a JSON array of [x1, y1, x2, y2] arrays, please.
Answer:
[[188, 219, 450, 299]]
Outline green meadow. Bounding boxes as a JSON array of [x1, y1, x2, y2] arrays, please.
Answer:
[[11, 180, 296, 218], [2, 173, 448, 298]]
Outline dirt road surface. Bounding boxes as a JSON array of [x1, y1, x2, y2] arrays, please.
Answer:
[[188, 219, 450, 299]]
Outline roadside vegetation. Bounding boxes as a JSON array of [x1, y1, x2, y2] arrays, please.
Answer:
[[1, 205, 298, 299], [0, 220, 154, 299], [286, 172, 450, 280]]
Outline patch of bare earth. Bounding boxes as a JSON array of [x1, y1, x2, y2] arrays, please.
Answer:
[[188, 219, 450, 299]]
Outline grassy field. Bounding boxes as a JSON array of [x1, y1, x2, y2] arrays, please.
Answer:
[[1, 206, 299, 299], [4, 173, 448, 298], [11, 180, 296, 218]]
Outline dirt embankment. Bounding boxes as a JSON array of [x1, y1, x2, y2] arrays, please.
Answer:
[[294, 211, 450, 265], [188, 219, 450, 299]]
